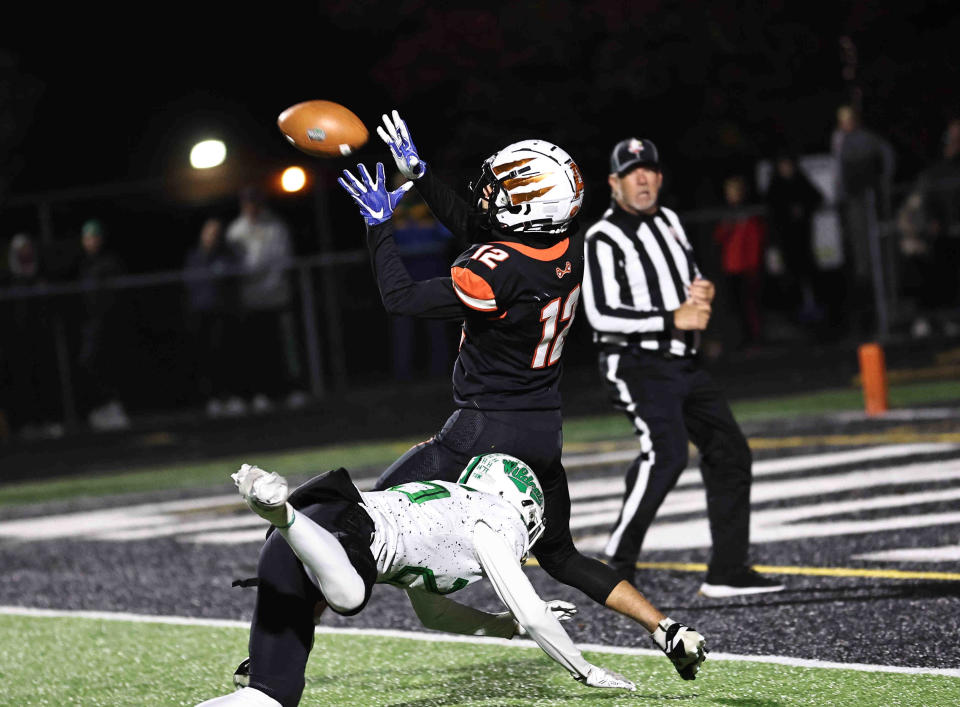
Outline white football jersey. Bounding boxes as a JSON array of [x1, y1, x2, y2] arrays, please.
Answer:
[[361, 480, 528, 595]]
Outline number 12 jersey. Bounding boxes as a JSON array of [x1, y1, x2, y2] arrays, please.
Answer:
[[449, 235, 583, 410], [364, 168, 585, 412]]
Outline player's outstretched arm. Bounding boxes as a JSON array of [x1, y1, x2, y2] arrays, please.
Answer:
[[337, 162, 412, 226], [406, 588, 516, 638], [472, 521, 635, 691], [603, 578, 709, 680], [407, 589, 577, 639], [361, 221, 468, 320], [377, 110, 426, 180], [378, 109, 475, 241], [339, 161, 466, 320]]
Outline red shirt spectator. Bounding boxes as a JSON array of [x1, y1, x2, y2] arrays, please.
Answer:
[[712, 176, 767, 346], [713, 213, 767, 274]]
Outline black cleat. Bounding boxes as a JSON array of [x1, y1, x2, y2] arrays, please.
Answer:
[[699, 568, 785, 598], [233, 657, 251, 690]]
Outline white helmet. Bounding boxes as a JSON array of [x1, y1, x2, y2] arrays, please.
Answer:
[[458, 453, 546, 550], [470, 140, 585, 237]]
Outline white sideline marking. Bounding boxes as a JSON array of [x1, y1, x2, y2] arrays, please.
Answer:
[[575, 488, 960, 553], [189, 529, 267, 544], [1, 605, 957, 678], [564, 443, 959, 498], [1, 444, 957, 545], [97, 516, 266, 542], [854, 545, 960, 563], [570, 459, 960, 529], [0, 494, 241, 540], [830, 408, 960, 422]]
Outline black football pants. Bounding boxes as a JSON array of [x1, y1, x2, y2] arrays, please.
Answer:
[[249, 498, 376, 707], [599, 349, 753, 577], [374, 407, 623, 605]]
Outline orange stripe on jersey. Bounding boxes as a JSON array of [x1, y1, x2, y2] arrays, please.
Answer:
[[493, 238, 569, 262], [451, 266, 498, 311]]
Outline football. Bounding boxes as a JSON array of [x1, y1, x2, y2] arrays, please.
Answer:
[[277, 100, 369, 157]]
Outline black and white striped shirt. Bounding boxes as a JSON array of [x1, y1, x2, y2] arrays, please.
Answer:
[[582, 203, 702, 357]]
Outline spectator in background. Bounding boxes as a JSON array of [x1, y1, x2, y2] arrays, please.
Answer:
[[0, 233, 63, 440], [388, 183, 454, 381], [896, 117, 960, 337], [226, 185, 308, 413], [831, 104, 896, 335], [764, 153, 825, 326], [75, 219, 130, 431], [713, 175, 767, 348], [183, 217, 244, 418]]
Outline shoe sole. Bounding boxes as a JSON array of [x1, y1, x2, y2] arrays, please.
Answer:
[[237, 469, 291, 526], [244, 481, 288, 510], [698, 583, 786, 598]]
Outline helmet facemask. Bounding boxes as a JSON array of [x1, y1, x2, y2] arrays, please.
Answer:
[[469, 162, 503, 215], [520, 497, 546, 549]]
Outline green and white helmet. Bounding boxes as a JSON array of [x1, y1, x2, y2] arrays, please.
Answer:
[[459, 453, 546, 549]]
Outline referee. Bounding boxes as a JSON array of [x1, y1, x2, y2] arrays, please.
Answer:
[[582, 138, 784, 597]]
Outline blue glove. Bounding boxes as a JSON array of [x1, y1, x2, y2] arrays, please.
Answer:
[[337, 162, 412, 226], [377, 110, 427, 180]]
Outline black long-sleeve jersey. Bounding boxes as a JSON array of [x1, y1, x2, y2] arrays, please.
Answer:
[[366, 169, 583, 411]]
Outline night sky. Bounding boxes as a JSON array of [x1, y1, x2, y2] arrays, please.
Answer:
[[2, 2, 958, 262]]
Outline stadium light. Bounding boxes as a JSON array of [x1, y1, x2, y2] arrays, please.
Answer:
[[281, 166, 307, 192], [190, 139, 227, 169]]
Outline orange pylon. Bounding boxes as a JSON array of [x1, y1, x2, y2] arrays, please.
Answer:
[[858, 343, 889, 416]]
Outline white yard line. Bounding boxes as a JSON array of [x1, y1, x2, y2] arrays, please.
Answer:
[[570, 460, 960, 529], [4, 444, 960, 546], [853, 544, 960, 563], [0, 494, 241, 540], [1, 605, 957, 678], [830, 408, 960, 422], [575, 489, 960, 552], [354, 443, 958, 493], [564, 442, 960, 498]]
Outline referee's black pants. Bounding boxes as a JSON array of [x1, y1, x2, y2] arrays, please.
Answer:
[[599, 348, 753, 578]]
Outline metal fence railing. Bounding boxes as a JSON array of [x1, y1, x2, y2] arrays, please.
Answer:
[[2, 174, 958, 439]]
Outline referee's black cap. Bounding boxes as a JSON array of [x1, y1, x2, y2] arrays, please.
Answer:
[[610, 138, 661, 175]]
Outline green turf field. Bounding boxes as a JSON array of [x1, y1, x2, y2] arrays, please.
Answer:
[[1, 612, 957, 706], [3, 379, 960, 705]]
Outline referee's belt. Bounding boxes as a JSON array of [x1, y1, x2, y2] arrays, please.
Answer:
[[595, 333, 693, 359]]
